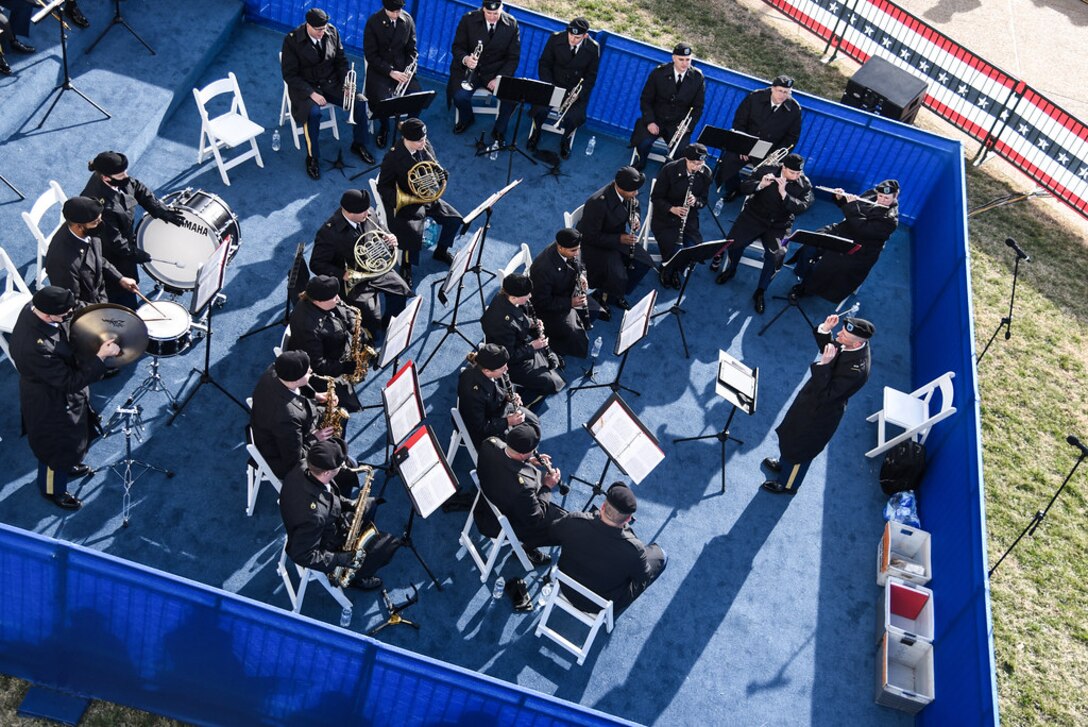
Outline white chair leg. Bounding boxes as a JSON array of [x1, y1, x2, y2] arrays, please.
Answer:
[[252, 138, 264, 168], [245, 464, 258, 517]]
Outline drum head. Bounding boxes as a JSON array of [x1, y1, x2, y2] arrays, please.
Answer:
[[69, 303, 149, 367], [137, 300, 191, 340], [137, 189, 240, 291]]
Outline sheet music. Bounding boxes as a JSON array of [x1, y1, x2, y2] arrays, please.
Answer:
[[384, 363, 422, 445], [718, 357, 756, 401], [380, 296, 422, 369], [396, 428, 457, 518], [617, 289, 657, 355], [398, 430, 438, 486], [412, 463, 455, 518], [589, 399, 664, 484], [751, 139, 773, 158], [441, 228, 482, 299]]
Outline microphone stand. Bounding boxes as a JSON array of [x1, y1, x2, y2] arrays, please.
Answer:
[[977, 242, 1029, 364], [86, 0, 156, 56]]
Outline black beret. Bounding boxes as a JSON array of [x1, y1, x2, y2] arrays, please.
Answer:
[[274, 350, 310, 381], [382, 0, 405, 10], [503, 273, 533, 297], [306, 274, 339, 301], [875, 179, 900, 195], [307, 440, 345, 471], [305, 8, 329, 27], [506, 423, 540, 454], [475, 343, 509, 370], [673, 43, 693, 57], [62, 196, 103, 224], [481, 0, 502, 10], [606, 483, 637, 516], [782, 153, 805, 171], [682, 143, 708, 161], [615, 166, 645, 192], [555, 228, 582, 249], [89, 151, 128, 175], [33, 286, 76, 315], [567, 17, 589, 35], [340, 189, 370, 214], [843, 317, 875, 339], [771, 75, 795, 89], [400, 117, 427, 142]]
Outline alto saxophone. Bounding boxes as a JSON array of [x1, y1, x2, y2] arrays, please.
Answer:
[[331, 465, 379, 588], [345, 306, 377, 385], [313, 374, 349, 438]]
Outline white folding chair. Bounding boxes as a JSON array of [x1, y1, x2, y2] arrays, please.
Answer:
[[865, 371, 957, 458], [454, 88, 501, 125], [459, 470, 533, 582], [494, 242, 532, 284], [446, 403, 480, 467], [630, 137, 670, 168], [276, 539, 354, 615], [278, 52, 340, 151], [563, 204, 584, 229], [368, 177, 388, 228], [244, 421, 283, 517], [193, 72, 265, 186], [0, 246, 34, 370], [273, 325, 292, 358], [21, 180, 67, 288], [535, 566, 615, 666]]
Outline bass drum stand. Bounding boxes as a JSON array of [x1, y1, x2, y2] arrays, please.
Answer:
[[107, 404, 175, 527]]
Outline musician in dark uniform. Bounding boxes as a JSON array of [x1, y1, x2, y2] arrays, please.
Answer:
[[789, 180, 900, 303], [280, 440, 400, 591], [712, 153, 814, 313], [481, 274, 565, 405], [446, 0, 520, 142], [45, 197, 139, 310], [281, 7, 374, 181], [79, 151, 185, 309], [651, 143, 712, 289], [377, 118, 462, 282], [762, 314, 873, 494], [528, 228, 589, 358], [0, 1, 36, 76], [10, 287, 120, 510], [630, 43, 705, 171], [474, 424, 563, 563], [715, 76, 804, 200], [362, 0, 421, 150], [527, 17, 599, 159], [310, 188, 410, 335], [577, 166, 646, 321], [551, 484, 667, 616], [458, 343, 542, 450]]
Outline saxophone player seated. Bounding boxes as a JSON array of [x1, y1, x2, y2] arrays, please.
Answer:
[[280, 440, 401, 591], [458, 343, 542, 452], [528, 228, 591, 358]]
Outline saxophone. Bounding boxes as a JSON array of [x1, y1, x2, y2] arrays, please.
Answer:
[[313, 374, 349, 438], [345, 306, 377, 385], [331, 465, 379, 588]]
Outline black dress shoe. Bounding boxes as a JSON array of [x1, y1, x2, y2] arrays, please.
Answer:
[[349, 575, 383, 591], [432, 248, 454, 265], [724, 189, 740, 203], [375, 130, 388, 149], [46, 492, 83, 510], [400, 264, 412, 288], [525, 548, 552, 567], [453, 119, 473, 135], [65, 1, 90, 28], [632, 153, 646, 172], [306, 156, 321, 180], [788, 284, 806, 303], [350, 143, 375, 164], [490, 128, 505, 146], [559, 136, 572, 159], [69, 464, 93, 477], [11, 39, 36, 54], [753, 289, 765, 314], [761, 457, 781, 473], [715, 267, 736, 285], [0, 57, 11, 76], [761, 480, 796, 495], [614, 296, 631, 311], [709, 255, 722, 272]]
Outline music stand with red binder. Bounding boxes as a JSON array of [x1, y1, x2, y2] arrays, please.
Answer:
[[364, 360, 425, 487], [392, 425, 458, 589], [758, 229, 858, 337]]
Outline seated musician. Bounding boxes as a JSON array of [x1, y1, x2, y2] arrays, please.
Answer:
[[715, 75, 804, 201], [475, 423, 564, 566], [630, 43, 705, 171], [481, 273, 565, 406], [281, 7, 375, 180], [551, 483, 667, 617], [527, 17, 600, 160], [458, 343, 542, 451], [576, 166, 647, 321], [528, 228, 590, 358], [310, 188, 410, 336], [280, 440, 400, 591], [446, 0, 521, 144], [45, 197, 138, 311], [651, 143, 712, 289], [789, 180, 900, 303], [362, 0, 421, 150]]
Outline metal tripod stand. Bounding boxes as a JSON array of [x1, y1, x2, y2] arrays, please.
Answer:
[[107, 404, 174, 527]]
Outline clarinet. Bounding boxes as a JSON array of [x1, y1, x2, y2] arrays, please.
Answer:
[[625, 197, 642, 270], [572, 255, 591, 329], [524, 298, 561, 370]]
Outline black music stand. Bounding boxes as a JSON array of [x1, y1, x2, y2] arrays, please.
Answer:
[[460, 178, 521, 311], [570, 290, 656, 397], [758, 230, 858, 337], [0, 172, 24, 200], [239, 242, 308, 339], [482, 77, 555, 184], [87, 0, 155, 56], [349, 91, 436, 181], [652, 240, 722, 358], [31, 1, 111, 129], [419, 228, 483, 373], [674, 350, 757, 493]]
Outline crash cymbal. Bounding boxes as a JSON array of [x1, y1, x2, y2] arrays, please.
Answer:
[[69, 303, 149, 367]]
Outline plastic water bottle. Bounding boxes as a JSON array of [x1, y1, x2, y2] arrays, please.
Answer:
[[537, 581, 553, 608], [271, 129, 281, 152], [585, 135, 596, 156], [422, 217, 438, 249], [590, 335, 603, 360], [492, 576, 506, 600], [489, 141, 499, 161], [713, 197, 724, 216], [339, 606, 352, 628]]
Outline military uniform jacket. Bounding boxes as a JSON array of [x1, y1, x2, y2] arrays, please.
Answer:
[[630, 63, 705, 146], [376, 140, 460, 254], [10, 304, 107, 470], [578, 183, 632, 273], [474, 437, 551, 544], [279, 466, 353, 573], [528, 243, 578, 318], [310, 209, 411, 299], [537, 31, 599, 110], [651, 158, 711, 235], [732, 88, 804, 151], [552, 511, 655, 612], [363, 9, 420, 101], [80, 174, 170, 280], [44, 226, 123, 308], [738, 163, 814, 232], [249, 365, 321, 479], [808, 190, 899, 301], [281, 23, 349, 126], [457, 365, 509, 448], [446, 9, 520, 103], [287, 298, 354, 378], [481, 294, 537, 367], [776, 327, 871, 461]]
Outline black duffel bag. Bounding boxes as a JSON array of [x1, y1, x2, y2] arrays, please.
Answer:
[[879, 441, 927, 495]]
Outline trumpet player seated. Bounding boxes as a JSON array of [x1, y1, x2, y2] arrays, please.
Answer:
[[363, 0, 421, 150], [788, 180, 900, 303], [458, 343, 542, 451], [281, 7, 375, 181], [711, 153, 814, 314], [715, 76, 804, 201], [446, 0, 521, 143], [377, 118, 462, 280], [651, 144, 712, 290], [577, 166, 648, 322], [528, 228, 590, 358], [310, 188, 410, 335], [630, 43, 705, 172], [482, 273, 565, 406], [475, 424, 565, 564], [280, 440, 401, 591], [527, 17, 599, 160]]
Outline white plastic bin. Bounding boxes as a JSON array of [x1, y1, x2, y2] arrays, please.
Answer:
[[878, 576, 934, 645], [875, 632, 935, 713], [877, 521, 932, 586]]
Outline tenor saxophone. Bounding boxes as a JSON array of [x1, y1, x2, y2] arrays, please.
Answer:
[[313, 374, 349, 438], [345, 306, 377, 385], [331, 465, 379, 588]]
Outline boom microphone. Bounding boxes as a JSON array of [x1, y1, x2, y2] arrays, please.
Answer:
[[1066, 435, 1088, 455], [1005, 237, 1031, 261]]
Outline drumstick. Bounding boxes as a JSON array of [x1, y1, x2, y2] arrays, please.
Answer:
[[150, 258, 185, 267], [133, 288, 166, 316]]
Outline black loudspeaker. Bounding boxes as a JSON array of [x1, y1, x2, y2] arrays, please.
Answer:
[[841, 56, 928, 124]]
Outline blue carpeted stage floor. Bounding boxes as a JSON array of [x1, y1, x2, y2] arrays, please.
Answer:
[[0, 3, 914, 725]]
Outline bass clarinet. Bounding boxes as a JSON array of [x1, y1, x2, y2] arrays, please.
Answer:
[[524, 298, 561, 370], [572, 254, 591, 329]]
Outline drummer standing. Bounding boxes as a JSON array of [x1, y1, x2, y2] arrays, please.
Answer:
[[9, 287, 120, 510], [45, 197, 139, 310], [80, 151, 186, 309]]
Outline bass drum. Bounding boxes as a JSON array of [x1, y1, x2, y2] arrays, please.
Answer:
[[136, 188, 240, 291], [136, 301, 193, 357]]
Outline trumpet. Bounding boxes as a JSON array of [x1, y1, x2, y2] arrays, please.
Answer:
[[395, 142, 448, 213], [667, 107, 693, 159], [393, 58, 417, 98], [461, 41, 483, 92], [760, 145, 793, 168], [344, 62, 358, 124], [553, 78, 583, 130]]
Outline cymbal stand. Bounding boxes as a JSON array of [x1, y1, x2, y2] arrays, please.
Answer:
[[86, 0, 155, 56], [35, 12, 111, 130], [107, 404, 175, 527], [366, 585, 421, 637], [128, 355, 180, 410]]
